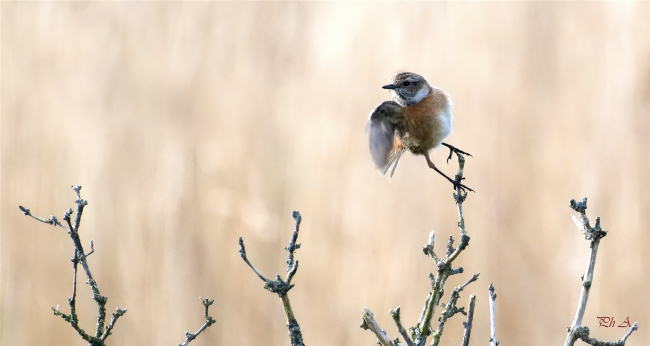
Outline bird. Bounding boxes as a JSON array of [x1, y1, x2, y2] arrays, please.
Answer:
[[366, 72, 472, 191]]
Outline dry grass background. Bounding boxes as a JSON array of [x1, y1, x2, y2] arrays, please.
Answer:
[[1, 2, 649, 345]]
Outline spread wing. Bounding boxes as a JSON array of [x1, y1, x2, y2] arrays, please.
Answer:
[[366, 101, 405, 177]]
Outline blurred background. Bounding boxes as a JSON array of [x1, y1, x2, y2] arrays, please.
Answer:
[[1, 2, 649, 345]]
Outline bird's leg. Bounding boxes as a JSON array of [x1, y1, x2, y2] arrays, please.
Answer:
[[424, 153, 474, 192], [441, 142, 472, 164]]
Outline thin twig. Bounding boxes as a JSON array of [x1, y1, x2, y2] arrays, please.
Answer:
[[564, 198, 636, 346], [18, 205, 66, 229], [489, 284, 498, 346], [419, 265, 450, 338], [239, 211, 305, 346], [430, 273, 480, 346], [389, 307, 414, 346], [574, 322, 638, 346], [238, 237, 268, 282], [52, 307, 92, 342], [70, 251, 79, 314], [572, 237, 600, 328], [460, 295, 476, 346], [20, 186, 126, 346], [454, 155, 469, 237], [285, 211, 302, 272], [621, 323, 640, 343], [51, 249, 92, 342], [567, 199, 606, 338], [362, 151, 475, 346], [69, 250, 81, 332], [418, 154, 471, 341], [101, 308, 128, 341], [286, 261, 299, 285], [423, 231, 441, 264], [86, 240, 95, 257], [285, 211, 302, 284], [417, 292, 432, 328], [177, 297, 216, 346], [72, 185, 87, 233], [361, 308, 394, 346]]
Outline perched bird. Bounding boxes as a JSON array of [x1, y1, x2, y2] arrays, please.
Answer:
[[366, 72, 472, 191]]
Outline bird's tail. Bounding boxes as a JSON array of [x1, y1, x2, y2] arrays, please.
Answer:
[[382, 147, 405, 180]]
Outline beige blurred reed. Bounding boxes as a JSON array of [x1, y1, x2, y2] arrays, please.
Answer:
[[2, 2, 649, 345]]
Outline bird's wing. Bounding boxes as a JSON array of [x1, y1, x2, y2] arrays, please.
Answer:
[[385, 143, 405, 179], [366, 101, 404, 175]]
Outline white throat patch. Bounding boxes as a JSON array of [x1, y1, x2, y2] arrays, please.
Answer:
[[412, 87, 430, 103]]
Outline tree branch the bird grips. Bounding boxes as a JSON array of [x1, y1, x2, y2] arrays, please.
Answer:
[[361, 152, 480, 346]]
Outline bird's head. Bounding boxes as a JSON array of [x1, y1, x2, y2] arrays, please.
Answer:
[[382, 72, 431, 107]]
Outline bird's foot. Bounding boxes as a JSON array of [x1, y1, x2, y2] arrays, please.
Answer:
[[425, 156, 474, 193], [441, 143, 472, 164], [451, 175, 474, 194]]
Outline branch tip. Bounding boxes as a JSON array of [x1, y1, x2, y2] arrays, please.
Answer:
[[178, 298, 216, 346], [19, 205, 30, 215], [292, 210, 302, 224], [569, 197, 588, 213], [489, 284, 498, 346]]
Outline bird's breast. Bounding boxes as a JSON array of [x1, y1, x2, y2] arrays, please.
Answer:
[[400, 88, 453, 154]]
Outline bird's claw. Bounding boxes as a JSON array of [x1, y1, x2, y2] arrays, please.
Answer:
[[425, 153, 474, 193], [442, 143, 472, 164], [452, 179, 474, 194]]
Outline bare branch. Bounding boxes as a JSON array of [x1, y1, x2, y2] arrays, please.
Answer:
[[285, 211, 302, 277], [574, 322, 638, 346], [454, 154, 469, 237], [418, 154, 472, 341], [238, 237, 268, 282], [564, 197, 635, 346], [177, 297, 216, 346], [423, 231, 441, 264], [52, 306, 92, 342], [71, 185, 88, 233], [389, 307, 414, 346], [20, 186, 126, 345], [101, 308, 128, 341], [417, 292, 432, 328], [430, 273, 480, 346], [85, 240, 95, 257], [489, 284, 498, 346], [286, 261, 299, 285], [362, 152, 477, 346], [361, 151, 476, 346], [361, 308, 394, 346], [239, 211, 305, 346], [460, 294, 476, 346], [18, 205, 66, 229]]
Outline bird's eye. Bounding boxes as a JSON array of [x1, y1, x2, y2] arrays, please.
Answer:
[[403, 81, 411, 86]]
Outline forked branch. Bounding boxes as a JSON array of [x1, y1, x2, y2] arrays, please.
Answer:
[[361, 152, 479, 346], [239, 211, 305, 346], [20, 186, 215, 345], [563, 198, 638, 346], [20, 186, 126, 346], [177, 297, 216, 346]]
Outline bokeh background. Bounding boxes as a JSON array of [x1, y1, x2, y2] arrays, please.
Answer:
[[2, 2, 649, 345]]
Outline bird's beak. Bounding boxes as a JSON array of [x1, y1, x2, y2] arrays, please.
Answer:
[[382, 84, 396, 90]]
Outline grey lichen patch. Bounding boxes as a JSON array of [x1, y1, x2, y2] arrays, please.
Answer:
[[264, 276, 295, 297]]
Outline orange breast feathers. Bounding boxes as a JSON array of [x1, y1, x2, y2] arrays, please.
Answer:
[[401, 88, 452, 153]]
